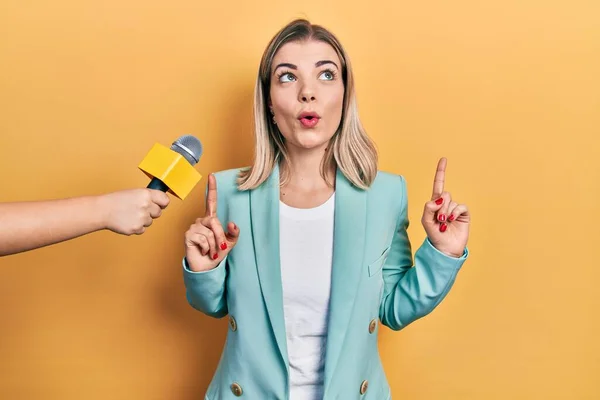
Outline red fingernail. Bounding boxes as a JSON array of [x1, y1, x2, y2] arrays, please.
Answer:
[[435, 198, 443, 205], [440, 223, 448, 232], [212, 254, 218, 260], [438, 214, 446, 222], [448, 214, 455, 221], [220, 242, 227, 250]]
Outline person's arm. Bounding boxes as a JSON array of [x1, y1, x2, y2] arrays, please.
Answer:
[[379, 220, 467, 330], [182, 174, 239, 318], [183, 257, 230, 318], [0, 188, 169, 257], [379, 170, 470, 331]]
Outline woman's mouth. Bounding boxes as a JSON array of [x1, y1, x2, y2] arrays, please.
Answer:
[[298, 112, 320, 128]]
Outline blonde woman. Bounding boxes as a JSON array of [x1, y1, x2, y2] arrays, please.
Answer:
[[182, 19, 470, 400]]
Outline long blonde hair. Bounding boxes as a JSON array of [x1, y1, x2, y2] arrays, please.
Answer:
[[237, 19, 378, 190]]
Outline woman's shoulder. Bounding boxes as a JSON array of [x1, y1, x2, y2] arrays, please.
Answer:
[[361, 170, 408, 219], [213, 167, 244, 182], [372, 170, 407, 193], [212, 167, 248, 195]]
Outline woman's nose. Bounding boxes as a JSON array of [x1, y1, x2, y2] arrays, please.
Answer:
[[298, 86, 316, 103]]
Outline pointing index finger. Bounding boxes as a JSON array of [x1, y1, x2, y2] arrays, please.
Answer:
[[431, 157, 447, 200], [206, 174, 218, 217]]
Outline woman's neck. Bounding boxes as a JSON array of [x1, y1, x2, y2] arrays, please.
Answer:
[[279, 146, 336, 207], [282, 146, 335, 188]]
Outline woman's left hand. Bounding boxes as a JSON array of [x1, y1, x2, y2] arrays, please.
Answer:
[[421, 157, 470, 258]]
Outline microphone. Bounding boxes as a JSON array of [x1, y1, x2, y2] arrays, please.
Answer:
[[138, 135, 204, 200]]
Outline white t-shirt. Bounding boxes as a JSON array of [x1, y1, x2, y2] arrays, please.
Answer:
[[279, 193, 335, 400]]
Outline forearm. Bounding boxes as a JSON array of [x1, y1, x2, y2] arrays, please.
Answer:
[[380, 238, 467, 330], [183, 257, 228, 318], [0, 196, 107, 256]]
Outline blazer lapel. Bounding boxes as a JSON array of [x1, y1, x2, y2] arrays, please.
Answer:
[[249, 165, 368, 387], [323, 168, 368, 392], [249, 164, 289, 368]]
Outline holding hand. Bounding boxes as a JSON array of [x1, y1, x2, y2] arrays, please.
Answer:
[[421, 158, 470, 258], [184, 174, 239, 272], [100, 189, 170, 235]]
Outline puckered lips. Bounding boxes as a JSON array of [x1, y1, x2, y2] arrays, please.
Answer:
[[297, 111, 321, 128]]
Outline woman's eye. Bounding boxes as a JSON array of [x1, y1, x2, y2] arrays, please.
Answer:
[[319, 71, 335, 80], [279, 73, 296, 83]]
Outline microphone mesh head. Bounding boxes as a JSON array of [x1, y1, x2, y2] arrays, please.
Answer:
[[170, 135, 203, 166]]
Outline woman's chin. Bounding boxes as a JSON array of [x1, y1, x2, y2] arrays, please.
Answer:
[[289, 133, 332, 151], [294, 140, 328, 151]]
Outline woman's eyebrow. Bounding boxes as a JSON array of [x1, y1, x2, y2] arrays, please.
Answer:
[[315, 60, 338, 69], [273, 60, 339, 75], [273, 63, 297, 74]]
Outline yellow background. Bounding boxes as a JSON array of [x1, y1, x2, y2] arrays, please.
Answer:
[[1, 1, 598, 399]]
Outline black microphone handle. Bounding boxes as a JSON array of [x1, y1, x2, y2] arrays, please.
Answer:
[[147, 177, 169, 192]]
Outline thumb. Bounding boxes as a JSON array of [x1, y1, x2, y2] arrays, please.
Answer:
[[225, 222, 240, 243], [423, 198, 444, 223]]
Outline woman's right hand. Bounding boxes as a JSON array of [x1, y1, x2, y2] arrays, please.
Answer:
[[184, 174, 240, 272]]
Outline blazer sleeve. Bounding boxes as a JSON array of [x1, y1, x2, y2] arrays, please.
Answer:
[[379, 175, 469, 331], [182, 256, 228, 318]]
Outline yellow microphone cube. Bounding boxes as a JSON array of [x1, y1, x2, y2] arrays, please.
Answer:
[[138, 143, 202, 200]]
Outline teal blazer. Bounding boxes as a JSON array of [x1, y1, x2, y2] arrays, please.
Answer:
[[183, 165, 468, 399]]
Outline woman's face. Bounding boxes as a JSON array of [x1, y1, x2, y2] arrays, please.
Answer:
[[269, 39, 344, 152]]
